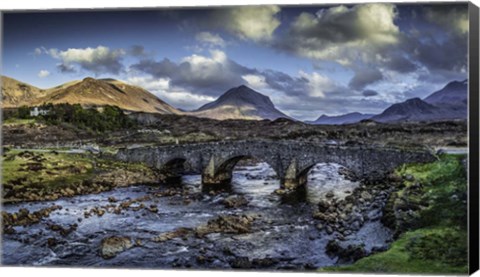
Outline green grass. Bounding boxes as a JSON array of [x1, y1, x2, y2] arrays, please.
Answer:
[[3, 118, 37, 126], [322, 154, 468, 274], [396, 153, 465, 187], [323, 228, 468, 274], [1, 149, 155, 202]]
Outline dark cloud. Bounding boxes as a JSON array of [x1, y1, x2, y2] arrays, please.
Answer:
[[348, 67, 383, 90], [423, 5, 468, 36], [362, 89, 379, 97], [382, 51, 417, 73], [262, 70, 308, 95], [129, 45, 151, 58], [132, 58, 178, 77], [57, 63, 76, 73], [410, 36, 467, 73]]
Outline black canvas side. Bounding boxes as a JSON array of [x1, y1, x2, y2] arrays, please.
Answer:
[[469, 1, 480, 275]]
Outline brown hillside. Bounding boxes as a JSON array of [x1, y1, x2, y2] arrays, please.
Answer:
[[1, 76, 180, 114], [1, 76, 50, 108]]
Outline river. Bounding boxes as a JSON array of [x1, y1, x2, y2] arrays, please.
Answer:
[[2, 162, 392, 270]]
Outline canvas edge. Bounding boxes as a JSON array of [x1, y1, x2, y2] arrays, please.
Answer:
[[469, 1, 480, 275]]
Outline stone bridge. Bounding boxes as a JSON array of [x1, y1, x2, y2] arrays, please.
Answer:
[[115, 140, 436, 192]]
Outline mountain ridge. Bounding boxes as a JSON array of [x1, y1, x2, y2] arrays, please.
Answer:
[[308, 112, 375, 125], [1, 76, 181, 114]]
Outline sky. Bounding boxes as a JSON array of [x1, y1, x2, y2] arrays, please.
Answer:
[[2, 3, 469, 120]]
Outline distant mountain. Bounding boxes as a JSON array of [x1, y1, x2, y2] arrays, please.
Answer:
[[371, 98, 444, 123], [1, 76, 181, 114], [424, 79, 467, 108], [188, 85, 290, 120], [423, 79, 468, 119], [372, 80, 468, 123], [308, 112, 374, 125]]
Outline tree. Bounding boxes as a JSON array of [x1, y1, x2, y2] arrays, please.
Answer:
[[17, 105, 31, 119]]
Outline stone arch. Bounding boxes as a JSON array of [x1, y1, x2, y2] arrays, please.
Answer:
[[218, 155, 280, 177], [162, 157, 187, 171], [202, 154, 281, 191], [296, 161, 358, 187], [160, 156, 190, 184]]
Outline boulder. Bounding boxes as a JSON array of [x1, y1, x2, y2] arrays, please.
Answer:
[[195, 214, 256, 237], [326, 240, 367, 262], [100, 236, 133, 259], [152, 227, 191, 242], [317, 200, 330, 212], [230, 257, 252, 269]]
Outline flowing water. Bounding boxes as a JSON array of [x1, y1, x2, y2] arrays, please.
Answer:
[[2, 162, 392, 270]]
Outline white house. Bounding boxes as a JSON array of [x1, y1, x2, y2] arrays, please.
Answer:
[[30, 107, 49, 117]]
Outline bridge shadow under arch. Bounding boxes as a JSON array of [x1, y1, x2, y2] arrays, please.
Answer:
[[160, 157, 191, 185], [210, 155, 310, 203]]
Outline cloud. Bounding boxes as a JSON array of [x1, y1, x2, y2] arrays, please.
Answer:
[[130, 49, 357, 117], [277, 3, 399, 64], [195, 32, 226, 48], [424, 5, 468, 36], [348, 67, 383, 90], [128, 45, 152, 58], [127, 76, 170, 91], [56, 63, 76, 73], [412, 37, 467, 73], [45, 45, 126, 75], [380, 52, 417, 73], [34, 48, 43, 56], [362, 89, 379, 97], [131, 50, 254, 96], [241, 74, 268, 90], [213, 6, 281, 42], [298, 71, 338, 98], [126, 75, 215, 110], [38, 70, 50, 78]]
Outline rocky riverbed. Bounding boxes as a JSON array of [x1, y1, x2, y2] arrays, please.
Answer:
[[2, 162, 393, 270]]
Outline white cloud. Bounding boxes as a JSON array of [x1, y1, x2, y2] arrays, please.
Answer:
[[127, 76, 170, 91], [298, 71, 337, 98], [178, 49, 240, 86], [45, 45, 125, 75], [242, 74, 269, 90], [126, 75, 214, 110], [219, 6, 281, 42], [282, 3, 399, 65], [34, 47, 43, 56], [38, 70, 50, 78], [195, 32, 226, 48]]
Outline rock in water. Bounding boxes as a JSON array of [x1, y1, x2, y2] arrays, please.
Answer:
[[195, 214, 256, 237], [223, 195, 248, 208], [100, 236, 133, 259]]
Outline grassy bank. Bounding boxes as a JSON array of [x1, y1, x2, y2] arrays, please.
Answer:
[[2, 149, 160, 203], [323, 154, 468, 274]]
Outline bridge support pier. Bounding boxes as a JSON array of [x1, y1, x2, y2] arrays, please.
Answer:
[[276, 176, 307, 203], [275, 159, 309, 202], [201, 171, 233, 192]]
